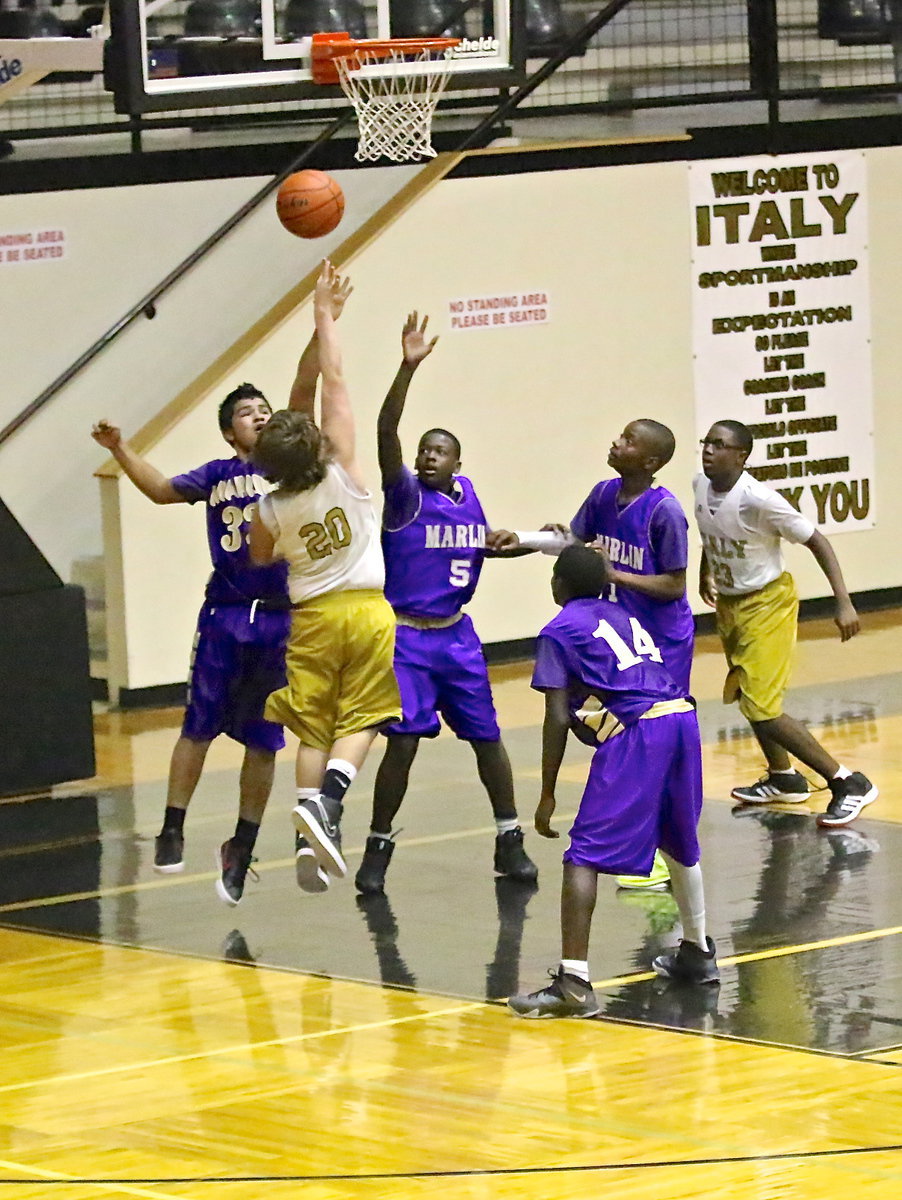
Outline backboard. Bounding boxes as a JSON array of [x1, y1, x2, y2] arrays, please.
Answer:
[[105, 0, 524, 114]]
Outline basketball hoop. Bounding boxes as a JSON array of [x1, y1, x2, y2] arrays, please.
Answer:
[[312, 33, 460, 163]]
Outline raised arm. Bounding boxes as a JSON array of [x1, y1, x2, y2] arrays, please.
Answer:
[[378, 312, 438, 487], [314, 260, 357, 475], [805, 529, 859, 641], [288, 270, 353, 416], [91, 420, 183, 504]]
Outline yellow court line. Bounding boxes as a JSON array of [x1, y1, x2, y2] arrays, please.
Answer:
[[0, 1156, 179, 1200], [590, 923, 902, 990], [0, 814, 580, 914], [3, 923, 902, 1098], [0, 1001, 484, 1097]]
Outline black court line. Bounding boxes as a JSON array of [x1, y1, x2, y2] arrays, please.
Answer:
[[2, 1143, 902, 1185]]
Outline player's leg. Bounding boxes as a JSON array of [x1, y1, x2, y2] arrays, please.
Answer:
[[293, 744, 331, 894], [265, 602, 341, 893], [721, 577, 812, 804], [356, 734, 421, 894], [508, 862, 600, 1019], [356, 624, 438, 893], [469, 740, 538, 883], [155, 602, 227, 873], [293, 727, 383, 879], [652, 712, 719, 984], [155, 736, 212, 872], [437, 616, 538, 882], [615, 632, 693, 894], [754, 714, 879, 826], [292, 592, 401, 883], [510, 730, 659, 1019], [216, 615, 289, 904]]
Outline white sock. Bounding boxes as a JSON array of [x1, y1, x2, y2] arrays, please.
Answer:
[[296, 787, 319, 803], [326, 758, 357, 783], [560, 959, 590, 982], [662, 854, 708, 949], [495, 817, 520, 835], [772, 767, 797, 775], [832, 765, 852, 781], [370, 829, 393, 840]]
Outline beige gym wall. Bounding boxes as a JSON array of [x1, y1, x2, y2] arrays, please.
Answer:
[[99, 148, 902, 694]]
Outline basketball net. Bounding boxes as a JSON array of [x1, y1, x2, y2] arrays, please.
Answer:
[[333, 44, 457, 163]]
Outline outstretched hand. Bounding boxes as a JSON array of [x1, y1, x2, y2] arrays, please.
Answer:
[[487, 529, 521, 553], [328, 269, 353, 320], [91, 419, 121, 450], [314, 259, 339, 312], [402, 311, 439, 369]]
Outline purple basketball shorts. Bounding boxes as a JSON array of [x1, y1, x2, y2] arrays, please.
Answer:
[[182, 601, 288, 752], [563, 709, 703, 876], [386, 614, 500, 741]]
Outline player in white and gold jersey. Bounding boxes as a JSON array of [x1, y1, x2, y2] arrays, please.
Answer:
[[696, 419, 877, 828], [249, 261, 400, 892]]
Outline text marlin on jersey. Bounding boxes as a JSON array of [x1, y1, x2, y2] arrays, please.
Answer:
[[424, 524, 486, 550], [593, 535, 645, 570]]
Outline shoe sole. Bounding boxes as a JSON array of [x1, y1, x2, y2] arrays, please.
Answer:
[[730, 790, 810, 804], [214, 849, 242, 908], [153, 861, 185, 874], [816, 785, 879, 828], [508, 1004, 600, 1019], [292, 806, 347, 878], [296, 848, 330, 894]]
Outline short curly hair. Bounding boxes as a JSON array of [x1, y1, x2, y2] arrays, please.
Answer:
[[251, 409, 333, 493]]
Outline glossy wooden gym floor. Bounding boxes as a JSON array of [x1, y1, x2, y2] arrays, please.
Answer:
[[1, 613, 900, 1198]]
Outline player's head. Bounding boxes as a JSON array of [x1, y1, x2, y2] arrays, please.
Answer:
[[607, 419, 676, 477], [701, 419, 752, 480], [252, 409, 332, 493], [551, 544, 611, 606], [415, 428, 461, 492], [219, 383, 272, 455]]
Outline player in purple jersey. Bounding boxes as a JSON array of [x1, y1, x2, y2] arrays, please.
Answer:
[[491, 419, 693, 892], [90, 271, 351, 905], [508, 546, 718, 1019], [354, 312, 538, 895]]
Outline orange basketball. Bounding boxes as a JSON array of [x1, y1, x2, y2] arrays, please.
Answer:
[[276, 169, 345, 239]]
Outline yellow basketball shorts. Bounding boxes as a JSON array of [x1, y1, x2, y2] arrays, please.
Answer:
[[264, 589, 401, 751], [715, 571, 798, 723]]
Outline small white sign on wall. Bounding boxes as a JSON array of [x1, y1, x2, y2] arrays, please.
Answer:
[[447, 290, 550, 331], [0, 228, 67, 264]]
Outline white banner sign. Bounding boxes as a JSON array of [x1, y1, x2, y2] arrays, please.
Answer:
[[0, 227, 66, 264], [690, 151, 874, 533], [447, 290, 550, 332]]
